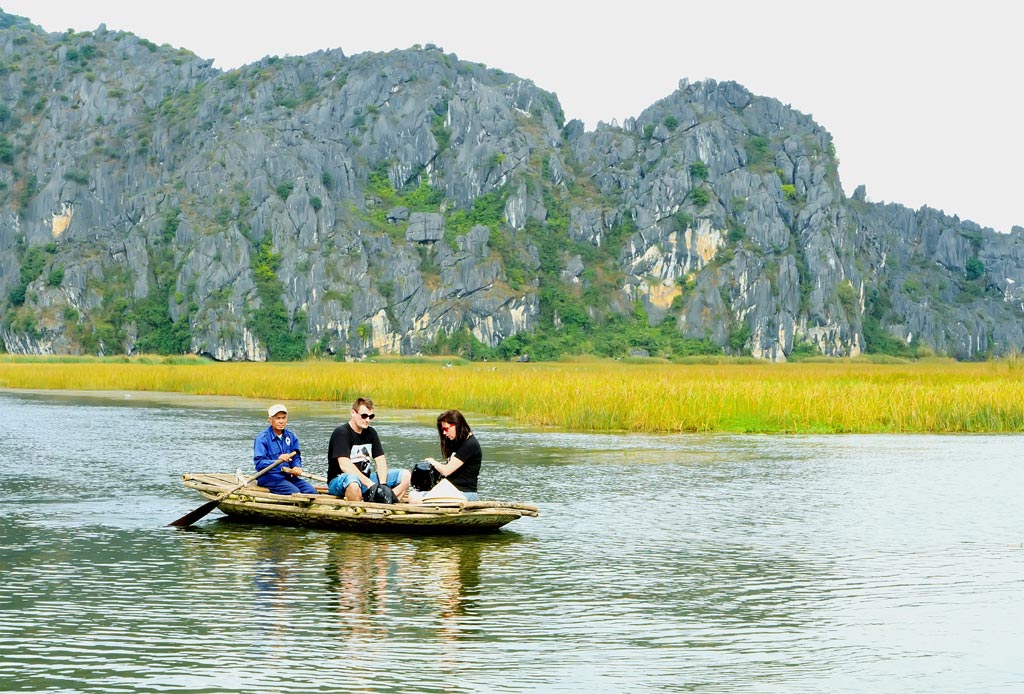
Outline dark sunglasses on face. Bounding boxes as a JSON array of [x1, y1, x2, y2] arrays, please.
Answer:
[[358, 412, 375, 420]]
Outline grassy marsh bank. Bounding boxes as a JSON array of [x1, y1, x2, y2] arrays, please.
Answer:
[[1, 355, 1023, 434]]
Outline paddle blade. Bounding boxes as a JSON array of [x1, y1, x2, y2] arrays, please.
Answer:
[[167, 499, 220, 527]]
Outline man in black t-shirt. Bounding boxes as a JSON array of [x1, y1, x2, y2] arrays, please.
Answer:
[[326, 397, 410, 501]]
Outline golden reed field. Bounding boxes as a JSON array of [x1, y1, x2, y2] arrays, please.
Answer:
[[1, 355, 1024, 433]]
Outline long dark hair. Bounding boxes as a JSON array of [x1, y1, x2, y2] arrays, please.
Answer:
[[437, 409, 472, 460]]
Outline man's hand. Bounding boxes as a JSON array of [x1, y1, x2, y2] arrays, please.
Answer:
[[276, 451, 299, 475]]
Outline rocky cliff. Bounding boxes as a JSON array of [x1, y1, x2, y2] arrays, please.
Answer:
[[1, 11, 1021, 361]]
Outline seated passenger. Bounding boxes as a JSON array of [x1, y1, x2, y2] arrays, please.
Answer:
[[326, 397, 411, 501], [423, 409, 481, 501]]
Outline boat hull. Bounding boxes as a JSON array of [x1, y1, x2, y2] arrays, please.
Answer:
[[181, 473, 537, 534]]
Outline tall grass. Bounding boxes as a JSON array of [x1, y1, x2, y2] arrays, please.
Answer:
[[1, 355, 1023, 433]]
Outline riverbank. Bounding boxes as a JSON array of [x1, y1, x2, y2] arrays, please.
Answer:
[[2, 354, 1023, 433]]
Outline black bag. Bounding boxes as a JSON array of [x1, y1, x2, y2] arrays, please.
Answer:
[[362, 483, 399, 504], [410, 461, 442, 491]]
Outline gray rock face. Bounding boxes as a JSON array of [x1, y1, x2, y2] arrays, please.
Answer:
[[405, 212, 443, 242], [0, 11, 1020, 361]]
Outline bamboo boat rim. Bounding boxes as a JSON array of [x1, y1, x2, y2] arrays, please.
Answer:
[[182, 472, 539, 516]]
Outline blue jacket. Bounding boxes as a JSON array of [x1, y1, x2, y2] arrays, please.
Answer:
[[254, 426, 303, 483]]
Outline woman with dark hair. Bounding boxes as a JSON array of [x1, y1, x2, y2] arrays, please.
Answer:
[[424, 409, 482, 500]]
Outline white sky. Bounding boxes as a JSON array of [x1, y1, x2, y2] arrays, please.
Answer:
[[3, 1, 1020, 233]]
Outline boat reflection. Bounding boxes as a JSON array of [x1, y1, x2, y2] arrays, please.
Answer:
[[179, 519, 526, 659], [323, 532, 523, 648]]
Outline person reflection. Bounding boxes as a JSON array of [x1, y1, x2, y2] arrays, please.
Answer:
[[323, 534, 487, 648], [412, 538, 484, 647], [325, 535, 404, 642], [250, 530, 305, 641]]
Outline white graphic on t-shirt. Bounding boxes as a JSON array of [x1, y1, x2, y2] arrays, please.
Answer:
[[351, 444, 373, 474]]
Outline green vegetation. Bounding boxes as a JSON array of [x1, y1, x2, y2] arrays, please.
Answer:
[[0, 135, 13, 164], [124, 206, 193, 355], [495, 295, 722, 362], [727, 322, 751, 355], [365, 165, 444, 213], [404, 175, 445, 211], [357, 164, 447, 243], [690, 187, 710, 208], [275, 182, 294, 200], [958, 255, 996, 303], [672, 211, 693, 231], [247, 236, 308, 360], [68, 266, 132, 354], [64, 170, 89, 185], [726, 218, 746, 244], [965, 256, 985, 281], [133, 285, 192, 355], [155, 83, 206, 131], [745, 135, 772, 169], [431, 113, 451, 150], [8, 244, 54, 306], [788, 339, 820, 361], [837, 279, 857, 316], [46, 266, 64, 287], [425, 327, 496, 360], [445, 188, 507, 236], [862, 286, 914, 357]]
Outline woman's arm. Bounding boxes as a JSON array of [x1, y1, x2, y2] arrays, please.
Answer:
[[428, 454, 464, 477]]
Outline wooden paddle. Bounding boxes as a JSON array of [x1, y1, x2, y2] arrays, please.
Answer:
[[298, 469, 328, 482], [297, 469, 331, 494], [168, 458, 286, 527]]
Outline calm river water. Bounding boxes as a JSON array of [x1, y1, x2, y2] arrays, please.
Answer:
[[1, 389, 1022, 693]]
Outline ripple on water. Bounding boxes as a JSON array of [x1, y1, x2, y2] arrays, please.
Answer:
[[3, 393, 1024, 692]]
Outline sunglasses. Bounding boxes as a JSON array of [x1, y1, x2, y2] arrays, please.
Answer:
[[358, 412, 375, 420]]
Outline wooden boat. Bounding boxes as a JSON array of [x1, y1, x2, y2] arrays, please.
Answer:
[[180, 473, 538, 533]]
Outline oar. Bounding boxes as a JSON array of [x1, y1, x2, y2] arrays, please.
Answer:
[[168, 459, 286, 527], [298, 470, 328, 483]]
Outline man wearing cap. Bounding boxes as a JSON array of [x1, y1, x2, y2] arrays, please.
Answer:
[[254, 404, 318, 495]]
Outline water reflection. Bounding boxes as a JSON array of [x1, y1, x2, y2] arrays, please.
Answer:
[[2, 390, 1024, 692], [321, 533, 497, 647], [251, 529, 307, 637], [325, 534, 401, 641]]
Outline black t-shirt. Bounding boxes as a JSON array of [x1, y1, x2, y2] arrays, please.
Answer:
[[327, 424, 384, 483], [447, 434, 481, 493]]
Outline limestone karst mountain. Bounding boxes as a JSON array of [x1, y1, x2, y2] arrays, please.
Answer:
[[2, 10, 1022, 361]]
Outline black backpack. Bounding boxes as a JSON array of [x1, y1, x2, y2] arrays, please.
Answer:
[[362, 483, 399, 504], [410, 461, 442, 491]]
